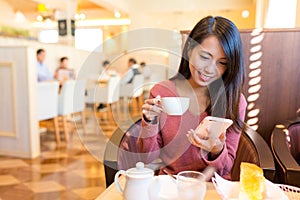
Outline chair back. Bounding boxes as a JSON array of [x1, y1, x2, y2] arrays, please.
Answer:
[[86, 75, 120, 104], [103, 116, 142, 187], [120, 74, 144, 98], [271, 121, 300, 187], [131, 74, 144, 97], [58, 80, 76, 115], [73, 79, 86, 113], [105, 75, 121, 104], [287, 122, 300, 164], [231, 123, 275, 181], [37, 81, 59, 120]]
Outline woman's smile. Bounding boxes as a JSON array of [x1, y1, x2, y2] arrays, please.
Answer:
[[199, 72, 213, 82]]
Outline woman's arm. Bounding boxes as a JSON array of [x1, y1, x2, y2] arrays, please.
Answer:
[[136, 84, 166, 163], [201, 94, 247, 176]]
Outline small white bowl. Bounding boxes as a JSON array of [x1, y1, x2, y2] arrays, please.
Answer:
[[161, 97, 190, 116]]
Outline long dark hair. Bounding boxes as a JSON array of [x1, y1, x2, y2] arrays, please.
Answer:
[[173, 16, 245, 130]]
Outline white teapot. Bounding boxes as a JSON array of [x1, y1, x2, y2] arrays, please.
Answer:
[[114, 162, 158, 200]]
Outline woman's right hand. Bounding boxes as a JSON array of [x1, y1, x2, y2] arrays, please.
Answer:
[[142, 95, 162, 122]]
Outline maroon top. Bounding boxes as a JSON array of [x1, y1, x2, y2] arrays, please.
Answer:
[[137, 80, 247, 178]]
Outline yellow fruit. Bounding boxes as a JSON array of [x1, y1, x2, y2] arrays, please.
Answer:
[[239, 162, 266, 200]]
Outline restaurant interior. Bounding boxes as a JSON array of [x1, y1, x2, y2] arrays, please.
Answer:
[[0, 0, 300, 199]]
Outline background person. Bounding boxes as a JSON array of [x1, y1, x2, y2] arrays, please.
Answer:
[[36, 48, 53, 82], [120, 58, 141, 84], [136, 16, 247, 179], [54, 56, 75, 83], [140, 62, 151, 81], [97, 60, 112, 111], [99, 60, 110, 80]]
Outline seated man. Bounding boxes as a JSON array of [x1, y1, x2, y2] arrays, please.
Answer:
[[121, 58, 141, 85], [36, 49, 53, 82]]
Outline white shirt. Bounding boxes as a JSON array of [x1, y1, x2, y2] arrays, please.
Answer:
[[121, 68, 134, 84], [37, 61, 53, 82]]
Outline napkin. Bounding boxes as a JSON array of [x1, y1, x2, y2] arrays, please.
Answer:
[[212, 172, 288, 200]]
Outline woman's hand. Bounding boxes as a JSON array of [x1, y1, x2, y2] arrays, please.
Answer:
[[142, 95, 163, 122], [187, 128, 226, 157]]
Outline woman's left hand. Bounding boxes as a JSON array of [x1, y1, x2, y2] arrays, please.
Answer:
[[187, 129, 226, 156]]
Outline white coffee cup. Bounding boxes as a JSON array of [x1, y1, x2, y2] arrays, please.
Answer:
[[161, 97, 190, 115]]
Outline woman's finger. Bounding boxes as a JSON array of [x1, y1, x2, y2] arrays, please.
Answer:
[[218, 132, 226, 143], [144, 97, 161, 106], [152, 105, 163, 113], [188, 132, 215, 151]]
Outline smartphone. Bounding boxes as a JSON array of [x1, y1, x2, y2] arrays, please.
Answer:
[[195, 116, 233, 139]]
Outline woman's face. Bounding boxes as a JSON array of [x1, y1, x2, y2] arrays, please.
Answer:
[[188, 36, 227, 87]]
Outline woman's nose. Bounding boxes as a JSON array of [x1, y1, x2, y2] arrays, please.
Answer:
[[204, 61, 217, 74]]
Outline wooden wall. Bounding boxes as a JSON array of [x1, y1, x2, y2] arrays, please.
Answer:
[[241, 29, 300, 143]]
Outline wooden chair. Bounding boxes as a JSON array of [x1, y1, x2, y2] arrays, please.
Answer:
[[271, 119, 300, 187], [230, 123, 276, 181], [69, 79, 87, 135], [58, 79, 86, 141], [120, 74, 144, 113], [86, 75, 121, 121]]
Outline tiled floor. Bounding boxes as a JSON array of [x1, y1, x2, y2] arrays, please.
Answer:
[[0, 99, 143, 200]]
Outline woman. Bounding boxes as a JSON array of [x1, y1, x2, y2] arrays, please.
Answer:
[[136, 16, 247, 179]]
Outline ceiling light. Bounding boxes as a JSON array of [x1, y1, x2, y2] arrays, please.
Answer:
[[36, 15, 43, 21], [79, 13, 86, 20], [74, 13, 86, 20], [74, 13, 80, 20], [242, 10, 250, 18], [114, 10, 121, 18]]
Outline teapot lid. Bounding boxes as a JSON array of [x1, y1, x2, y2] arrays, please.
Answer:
[[126, 162, 154, 177]]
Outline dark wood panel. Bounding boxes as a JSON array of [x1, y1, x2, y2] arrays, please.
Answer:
[[241, 29, 300, 143]]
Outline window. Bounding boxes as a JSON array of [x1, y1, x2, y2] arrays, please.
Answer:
[[75, 28, 103, 52], [38, 30, 58, 43]]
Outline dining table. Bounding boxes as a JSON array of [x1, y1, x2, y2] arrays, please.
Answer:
[[95, 175, 222, 200]]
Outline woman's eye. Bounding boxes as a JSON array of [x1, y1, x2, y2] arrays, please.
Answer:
[[219, 62, 227, 66], [200, 55, 210, 60]]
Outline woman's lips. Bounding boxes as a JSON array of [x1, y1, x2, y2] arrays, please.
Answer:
[[198, 71, 212, 82]]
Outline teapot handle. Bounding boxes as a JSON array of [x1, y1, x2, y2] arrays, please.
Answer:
[[114, 170, 126, 193]]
